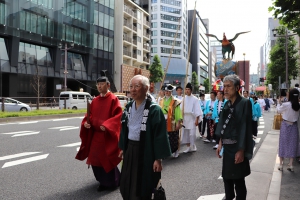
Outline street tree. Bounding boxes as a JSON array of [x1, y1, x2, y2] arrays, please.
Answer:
[[31, 66, 46, 110], [203, 78, 211, 94], [149, 55, 164, 85], [191, 71, 199, 93], [266, 26, 299, 91], [269, 0, 300, 36]]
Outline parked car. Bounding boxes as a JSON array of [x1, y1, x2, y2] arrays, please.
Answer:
[[59, 91, 92, 110], [115, 94, 129, 109], [0, 97, 31, 112]]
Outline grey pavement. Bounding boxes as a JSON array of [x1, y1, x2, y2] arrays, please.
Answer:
[[246, 107, 300, 200]]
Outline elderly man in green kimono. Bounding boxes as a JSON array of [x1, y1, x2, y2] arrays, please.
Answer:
[[215, 74, 253, 200], [119, 75, 171, 200]]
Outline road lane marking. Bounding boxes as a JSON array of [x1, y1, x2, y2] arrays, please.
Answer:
[[12, 131, 40, 137], [52, 119, 68, 121], [57, 142, 81, 147], [258, 125, 265, 129], [2, 154, 49, 168], [1, 131, 40, 137], [218, 175, 222, 179], [60, 127, 79, 131], [0, 152, 40, 161], [49, 126, 75, 129], [77, 147, 80, 151], [255, 138, 261, 144], [197, 193, 225, 200], [18, 121, 38, 124], [259, 122, 265, 125], [258, 131, 263, 135]]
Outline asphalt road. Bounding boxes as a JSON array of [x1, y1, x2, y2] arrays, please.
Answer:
[[0, 115, 268, 200]]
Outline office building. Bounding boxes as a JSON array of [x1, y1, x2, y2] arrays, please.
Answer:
[[114, 0, 151, 92], [0, 0, 115, 99], [188, 11, 209, 85]]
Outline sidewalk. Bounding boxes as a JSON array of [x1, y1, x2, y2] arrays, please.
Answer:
[[246, 107, 300, 200]]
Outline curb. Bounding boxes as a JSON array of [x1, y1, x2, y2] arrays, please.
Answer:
[[0, 113, 85, 123]]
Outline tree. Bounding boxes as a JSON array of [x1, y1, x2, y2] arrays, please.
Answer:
[[191, 71, 199, 93], [269, 0, 300, 36], [266, 26, 299, 91], [203, 78, 211, 94], [31, 66, 46, 110], [149, 55, 164, 84]]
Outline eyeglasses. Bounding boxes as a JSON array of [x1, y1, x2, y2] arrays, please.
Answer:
[[129, 85, 142, 90]]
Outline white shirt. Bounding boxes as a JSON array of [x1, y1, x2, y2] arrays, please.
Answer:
[[181, 95, 202, 129], [277, 102, 299, 122], [257, 99, 266, 107], [175, 95, 183, 100]]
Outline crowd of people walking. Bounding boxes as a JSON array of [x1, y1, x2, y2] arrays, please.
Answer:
[[74, 72, 300, 200]]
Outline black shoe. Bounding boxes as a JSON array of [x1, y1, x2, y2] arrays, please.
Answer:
[[97, 185, 107, 192]]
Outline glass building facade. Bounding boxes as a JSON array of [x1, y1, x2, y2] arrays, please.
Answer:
[[0, 0, 115, 99]]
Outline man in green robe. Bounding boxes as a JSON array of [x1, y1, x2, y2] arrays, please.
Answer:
[[119, 75, 171, 200], [215, 74, 253, 200], [160, 84, 182, 158]]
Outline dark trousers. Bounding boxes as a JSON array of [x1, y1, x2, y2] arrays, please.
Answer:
[[252, 120, 258, 136], [92, 166, 120, 187], [206, 119, 216, 141], [223, 178, 247, 200], [201, 117, 207, 135], [198, 121, 202, 135], [215, 123, 220, 144]]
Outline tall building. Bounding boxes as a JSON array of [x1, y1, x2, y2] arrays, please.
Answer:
[[0, 0, 115, 99], [115, 0, 151, 92], [188, 11, 209, 85], [210, 40, 223, 62], [149, 0, 192, 91], [260, 18, 280, 79], [209, 47, 217, 84]]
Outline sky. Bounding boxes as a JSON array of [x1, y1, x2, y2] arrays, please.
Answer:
[[187, 0, 274, 74]]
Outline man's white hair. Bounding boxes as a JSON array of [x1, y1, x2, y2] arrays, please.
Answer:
[[130, 75, 150, 89]]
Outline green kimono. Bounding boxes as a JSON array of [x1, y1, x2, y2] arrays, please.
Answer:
[[119, 99, 171, 198], [215, 95, 253, 179]]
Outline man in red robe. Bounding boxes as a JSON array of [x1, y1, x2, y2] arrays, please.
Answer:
[[76, 71, 123, 192]]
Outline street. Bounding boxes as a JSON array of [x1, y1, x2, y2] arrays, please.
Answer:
[[0, 115, 268, 200]]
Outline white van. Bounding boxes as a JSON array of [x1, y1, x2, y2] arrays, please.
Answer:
[[115, 94, 128, 108], [59, 91, 92, 110]]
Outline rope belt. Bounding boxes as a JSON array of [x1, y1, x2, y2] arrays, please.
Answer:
[[222, 139, 237, 144]]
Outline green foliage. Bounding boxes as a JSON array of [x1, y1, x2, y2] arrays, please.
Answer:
[[149, 55, 164, 83], [269, 0, 300, 36], [191, 71, 199, 93], [203, 78, 211, 93], [0, 109, 86, 118], [266, 26, 299, 91]]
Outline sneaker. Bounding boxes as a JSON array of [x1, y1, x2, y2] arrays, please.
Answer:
[[287, 165, 294, 172], [171, 153, 175, 157], [203, 139, 211, 143], [199, 134, 203, 138], [183, 147, 191, 153], [212, 139, 216, 143], [278, 165, 283, 171], [191, 144, 197, 152], [213, 144, 219, 149], [174, 151, 179, 158]]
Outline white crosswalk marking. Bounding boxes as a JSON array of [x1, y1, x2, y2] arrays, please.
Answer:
[[2, 154, 49, 168], [197, 193, 225, 200], [218, 175, 223, 179], [57, 142, 81, 147], [258, 130, 263, 135], [255, 138, 261, 144], [52, 119, 68, 121], [259, 122, 265, 125], [49, 126, 78, 131], [258, 125, 265, 129], [0, 152, 40, 161], [1, 131, 40, 137]]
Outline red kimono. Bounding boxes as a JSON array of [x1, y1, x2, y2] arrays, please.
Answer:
[[76, 92, 122, 173]]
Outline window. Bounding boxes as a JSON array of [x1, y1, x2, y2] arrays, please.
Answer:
[[160, 14, 181, 22], [161, 0, 181, 7], [151, 14, 157, 20], [137, 23, 141, 29], [161, 22, 180, 30], [160, 6, 180, 14], [78, 95, 85, 99], [161, 39, 180, 46], [161, 31, 181, 38], [137, 50, 141, 55], [137, 11, 141, 19], [151, 22, 157, 28], [63, 0, 87, 22], [161, 47, 181, 55], [137, 36, 141, 43], [151, 47, 157, 53], [72, 94, 78, 99], [152, 30, 157, 36], [152, 5, 157, 11], [0, 3, 8, 25], [151, 39, 157, 45]]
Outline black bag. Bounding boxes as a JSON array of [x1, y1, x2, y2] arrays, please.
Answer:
[[152, 180, 166, 200]]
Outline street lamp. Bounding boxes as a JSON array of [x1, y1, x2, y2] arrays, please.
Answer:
[[243, 53, 246, 90], [272, 28, 297, 89], [58, 42, 74, 91]]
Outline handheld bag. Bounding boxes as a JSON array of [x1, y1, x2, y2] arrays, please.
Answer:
[[272, 113, 282, 130], [152, 179, 166, 200]]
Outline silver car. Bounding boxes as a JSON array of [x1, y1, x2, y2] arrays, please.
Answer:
[[0, 97, 31, 112]]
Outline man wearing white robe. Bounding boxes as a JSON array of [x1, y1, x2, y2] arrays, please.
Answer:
[[181, 83, 202, 153]]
